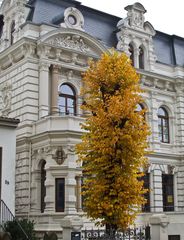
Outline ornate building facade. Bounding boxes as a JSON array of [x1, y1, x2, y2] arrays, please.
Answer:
[[0, 0, 184, 239]]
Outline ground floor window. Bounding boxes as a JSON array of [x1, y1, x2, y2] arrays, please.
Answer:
[[55, 178, 65, 212], [40, 160, 46, 213], [162, 174, 174, 211], [168, 235, 180, 240], [142, 173, 150, 212]]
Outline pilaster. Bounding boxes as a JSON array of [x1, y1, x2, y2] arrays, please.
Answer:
[[149, 91, 160, 150], [152, 167, 163, 212], [51, 65, 59, 115], [39, 62, 50, 118], [150, 214, 169, 240], [175, 81, 184, 150]]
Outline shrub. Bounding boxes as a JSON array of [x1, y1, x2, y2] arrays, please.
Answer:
[[4, 219, 36, 240]]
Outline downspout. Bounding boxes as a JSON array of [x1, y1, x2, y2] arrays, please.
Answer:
[[28, 139, 32, 219]]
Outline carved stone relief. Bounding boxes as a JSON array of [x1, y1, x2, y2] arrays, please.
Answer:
[[32, 146, 67, 166], [0, 83, 12, 117], [52, 146, 67, 165], [140, 75, 175, 93], [60, 7, 84, 31], [46, 34, 90, 53]]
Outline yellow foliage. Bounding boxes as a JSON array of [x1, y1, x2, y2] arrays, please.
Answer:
[[76, 50, 150, 230]]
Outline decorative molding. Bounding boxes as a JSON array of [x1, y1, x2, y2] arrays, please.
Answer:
[[32, 146, 52, 160], [46, 34, 90, 53], [60, 7, 84, 31], [0, 82, 12, 117], [140, 75, 175, 93], [175, 80, 184, 94], [52, 146, 67, 165]]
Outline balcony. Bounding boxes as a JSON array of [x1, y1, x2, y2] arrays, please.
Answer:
[[32, 115, 85, 137]]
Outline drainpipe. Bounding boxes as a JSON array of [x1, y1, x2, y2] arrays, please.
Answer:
[[28, 139, 32, 219]]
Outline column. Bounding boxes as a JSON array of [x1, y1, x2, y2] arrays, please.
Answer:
[[44, 154, 55, 213], [175, 82, 184, 150], [134, 47, 139, 68], [65, 173, 77, 215], [39, 62, 50, 118], [51, 65, 59, 114], [150, 90, 160, 150]]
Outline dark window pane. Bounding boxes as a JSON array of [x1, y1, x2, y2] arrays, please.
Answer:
[[139, 47, 144, 69], [55, 178, 65, 212], [141, 173, 150, 212], [41, 160, 46, 213], [168, 236, 180, 240], [162, 174, 174, 211], [10, 20, 15, 45], [158, 107, 169, 143]]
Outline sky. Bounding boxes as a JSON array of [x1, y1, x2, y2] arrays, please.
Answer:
[[81, 0, 184, 38]]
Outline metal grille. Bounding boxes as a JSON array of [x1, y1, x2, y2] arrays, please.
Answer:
[[81, 226, 150, 240]]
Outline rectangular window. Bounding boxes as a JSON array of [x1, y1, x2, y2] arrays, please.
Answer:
[[168, 236, 180, 240], [162, 174, 174, 211], [141, 173, 150, 212], [55, 178, 65, 212]]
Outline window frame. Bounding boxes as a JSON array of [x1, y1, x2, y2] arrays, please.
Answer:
[[162, 174, 174, 212], [139, 172, 150, 212], [139, 46, 144, 69], [55, 178, 65, 212], [58, 84, 76, 115], [40, 160, 46, 213], [158, 107, 170, 143]]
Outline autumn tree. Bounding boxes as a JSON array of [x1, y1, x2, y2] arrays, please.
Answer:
[[76, 51, 150, 232]]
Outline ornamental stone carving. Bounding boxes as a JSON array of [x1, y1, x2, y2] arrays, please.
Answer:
[[0, 83, 12, 117], [60, 7, 84, 31], [124, 2, 146, 29], [175, 80, 184, 94], [32, 146, 52, 160], [46, 34, 90, 53], [52, 146, 67, 165]]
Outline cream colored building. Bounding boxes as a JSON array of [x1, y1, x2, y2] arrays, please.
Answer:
[[0, 0, 184, 239]]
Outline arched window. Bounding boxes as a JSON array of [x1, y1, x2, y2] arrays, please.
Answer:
[[10, 20, 15, 45], [40, 160, 46, 213], [158, 107, 169, 143], [58, 84, 76, 115], [139, 46, 144, 69], [129, 44, 134, 66]]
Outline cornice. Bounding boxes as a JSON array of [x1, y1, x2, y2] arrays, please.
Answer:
[[0, 37, 37, 71]]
